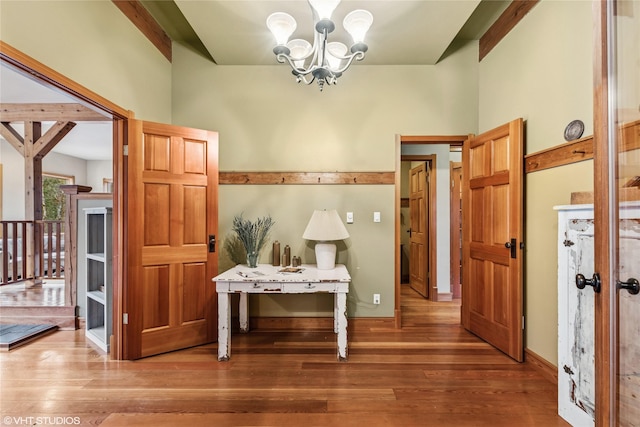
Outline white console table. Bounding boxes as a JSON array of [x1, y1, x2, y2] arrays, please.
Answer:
[[212, 264, 350, 362]]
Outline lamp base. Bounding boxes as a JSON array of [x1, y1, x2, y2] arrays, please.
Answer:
[[315, 242, 337, 270]]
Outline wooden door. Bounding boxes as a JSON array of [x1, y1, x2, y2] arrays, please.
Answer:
[[461, 118, 524, 362], [409, 162, 429, 298], [450, 161, 462, 299], [125, 120, 218, 359], [597, 1, 640, 423]]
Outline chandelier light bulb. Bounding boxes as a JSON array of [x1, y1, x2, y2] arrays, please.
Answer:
[[309, 0, 341, 20], [287, 39, 312, 68], [326, 42, 347, 70], [343, 9, 373, 44], [266, 12, 297, 45]]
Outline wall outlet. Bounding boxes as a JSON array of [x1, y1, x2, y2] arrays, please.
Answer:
[[373, 293, 381, 304]]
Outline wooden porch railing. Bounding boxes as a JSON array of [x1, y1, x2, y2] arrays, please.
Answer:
[[0, 220, 64, 285]]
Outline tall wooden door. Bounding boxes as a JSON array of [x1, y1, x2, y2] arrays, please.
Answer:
[[409, 162, 429, 298], [461, 118, 524, 362], [125, 120, 218, 359], [594, 1, 640, 423]]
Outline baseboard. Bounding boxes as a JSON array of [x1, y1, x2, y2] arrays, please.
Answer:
[[437, 292, 453, 301], [525, 348, 557, 385]]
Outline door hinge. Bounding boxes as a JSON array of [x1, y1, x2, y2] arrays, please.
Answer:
[[522, 315, 525, 330], [123, 145, 129, 156], [123, 313, 129, 324]]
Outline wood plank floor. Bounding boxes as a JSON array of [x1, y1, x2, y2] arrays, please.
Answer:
[[0, 285, 568, 426]]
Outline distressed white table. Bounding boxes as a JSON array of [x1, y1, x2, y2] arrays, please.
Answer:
[[212, 264, 350, 362]]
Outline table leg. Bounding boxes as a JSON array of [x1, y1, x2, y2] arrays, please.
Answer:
[[336, 291, 348, 361], [239, 292, 249, 333], [333, 293, 338, 333], [217, 292, 231, 361]]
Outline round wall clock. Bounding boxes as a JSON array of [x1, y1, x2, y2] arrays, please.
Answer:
[[564, 119, 585, 141]]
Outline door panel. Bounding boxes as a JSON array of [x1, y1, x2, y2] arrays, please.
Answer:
[[409, 163, 429, 298], [125, 120, 218, 359], [462, 119, 524, 362]]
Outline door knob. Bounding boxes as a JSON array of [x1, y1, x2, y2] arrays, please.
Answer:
[[576, 273, 601, 293], [504, 238, 516, 259], [617, 277, 639, 295], [407, 228, 412, 237]]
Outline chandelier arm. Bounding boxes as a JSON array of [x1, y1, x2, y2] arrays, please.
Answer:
[[331, 51, 366, 74], [298, 74, 316, 85], [275, 53, 319, 77]]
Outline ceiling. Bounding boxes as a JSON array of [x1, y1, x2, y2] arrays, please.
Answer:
[[147, 0, 510, 66], [0, 0, 509, 162]]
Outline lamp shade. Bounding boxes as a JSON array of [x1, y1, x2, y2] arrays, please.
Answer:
[[267, 12, 297, 45], [309, 0, 341, 20], [302, 209, 349, 241], [343, 9, 373, 44]]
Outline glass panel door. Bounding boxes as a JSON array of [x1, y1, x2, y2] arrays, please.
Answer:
[[611, 1, 640, 424]]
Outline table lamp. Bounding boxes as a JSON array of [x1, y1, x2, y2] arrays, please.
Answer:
[[302, 209, 350, 270]]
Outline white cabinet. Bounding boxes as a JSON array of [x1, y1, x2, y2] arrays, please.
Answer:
[[556, 202, 640, 426], [556, 204, 595, 427], [84, 207, 112, 353]]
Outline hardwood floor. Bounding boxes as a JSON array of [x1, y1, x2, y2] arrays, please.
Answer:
[[0, 285, 568, 426]]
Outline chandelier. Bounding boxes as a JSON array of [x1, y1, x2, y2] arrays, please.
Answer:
[[266, 0, 373, 91]]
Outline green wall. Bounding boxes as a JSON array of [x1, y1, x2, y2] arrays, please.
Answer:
[[479, 0, 594, 365], [171, 41, 479, 317]]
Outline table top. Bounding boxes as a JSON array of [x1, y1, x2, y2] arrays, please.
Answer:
[[212, 264, 350, 283]]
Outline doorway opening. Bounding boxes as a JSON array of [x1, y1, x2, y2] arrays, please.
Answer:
[[394, 135, 466, 327], [1, 43, 128, 358]]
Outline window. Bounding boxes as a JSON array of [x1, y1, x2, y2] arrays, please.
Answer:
[[42, 173, 74, 220]]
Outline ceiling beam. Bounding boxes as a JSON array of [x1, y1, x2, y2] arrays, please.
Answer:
[[33, 120, 77, 159], [0, 122, 25, 155], [0, 103, 111, 122], [479, 0, 540, 61], [113, 0, 172, 62]]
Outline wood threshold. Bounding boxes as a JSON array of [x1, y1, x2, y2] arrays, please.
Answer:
[[219, 171, 395, 185], [112, 0, 172, 62], [479, 0, 540, 61]]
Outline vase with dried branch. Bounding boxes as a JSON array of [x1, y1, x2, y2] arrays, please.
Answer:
[[232, 214, 275, 268]]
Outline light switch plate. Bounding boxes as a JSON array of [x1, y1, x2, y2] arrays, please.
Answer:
[[346, 212, 354, 223], [373, 212, 381, 223]]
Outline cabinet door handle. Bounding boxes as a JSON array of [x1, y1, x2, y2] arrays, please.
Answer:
[[576, 273, 601, 293], [617, 277, 639, 295]]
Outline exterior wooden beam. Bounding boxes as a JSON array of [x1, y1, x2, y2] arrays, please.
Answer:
[[219, 171, 395, 185], [0, 103, 110, 122], [479, 0, 540, 61], [112, 0, 172, 62]]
